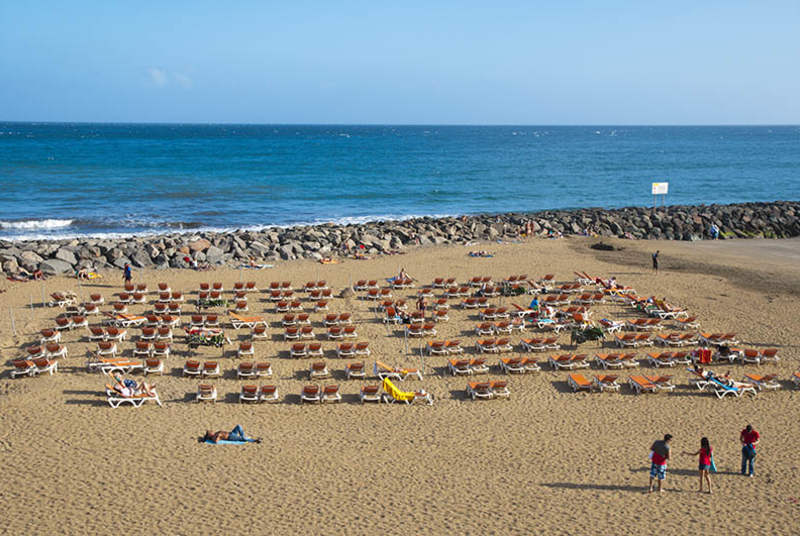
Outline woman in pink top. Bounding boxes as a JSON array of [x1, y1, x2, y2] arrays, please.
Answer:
[[684, 437, 713, 494]]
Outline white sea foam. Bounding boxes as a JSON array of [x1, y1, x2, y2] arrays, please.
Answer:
[[0, 213, 458, 242], [0, 219, 73, 230]]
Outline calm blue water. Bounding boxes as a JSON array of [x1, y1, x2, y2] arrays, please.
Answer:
[[0, 123, 798, 240]]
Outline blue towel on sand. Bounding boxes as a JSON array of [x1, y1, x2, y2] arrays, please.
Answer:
[[203, 439, 249, 445]]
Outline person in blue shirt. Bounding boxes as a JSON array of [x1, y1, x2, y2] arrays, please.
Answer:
[[122, 263, 132, 283], [529, 297, 539, 310]]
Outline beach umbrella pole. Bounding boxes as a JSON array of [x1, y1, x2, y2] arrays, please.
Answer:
[[9, 307, 16, 336]]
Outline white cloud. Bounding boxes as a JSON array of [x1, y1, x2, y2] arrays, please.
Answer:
[[147, 68, 192, 89], [148, 67, 168, 87], [173, 72, 193, 89]]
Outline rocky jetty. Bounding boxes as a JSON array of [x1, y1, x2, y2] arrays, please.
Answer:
[[1, 201, 797, 276]]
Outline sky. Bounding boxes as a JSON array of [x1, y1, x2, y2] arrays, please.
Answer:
[[1, 1, 798, 124]]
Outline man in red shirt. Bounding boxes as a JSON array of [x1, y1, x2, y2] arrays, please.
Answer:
[[648, 433, 672, 493], [740, 424, 760, 477]]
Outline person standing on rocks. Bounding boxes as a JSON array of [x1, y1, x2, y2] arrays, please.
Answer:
[[651, 251, 659, 272], [122, 263, 132, 284]]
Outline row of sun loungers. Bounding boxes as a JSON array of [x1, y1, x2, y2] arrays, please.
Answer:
[[88, 367, 800, 407]]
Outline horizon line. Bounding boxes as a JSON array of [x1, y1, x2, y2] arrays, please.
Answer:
[[1, 120, 798, 128]]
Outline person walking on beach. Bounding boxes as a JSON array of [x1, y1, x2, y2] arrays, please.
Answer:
[[648, 433, 672, 493], [122, 263, 132, 284], [684, 437, 714, 493], [740, 424, 760, 477], [416, 295, 427, 314], [651, 250, 660, 272]]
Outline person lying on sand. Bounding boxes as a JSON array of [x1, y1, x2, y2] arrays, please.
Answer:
[[8, 267, 45, 282], [200, 425, 262, 444]]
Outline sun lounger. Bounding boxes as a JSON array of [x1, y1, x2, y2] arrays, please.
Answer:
[[106, 313, 146, 328], [567, 373, 594, 392], [10, 359, 37, 378], [595, 353, 623, 369], [380, 378, 433, 405], [708, 377, 757, 398], [758, 348, 779, 364], [196, 384, 217, 402], [673, 316, 700, 330], [445, 340, 463, 354], [300, 325, 316, 339], [466, 381, 493, 400], [183, 360, 202, 377], [373, 360, 422, 381], [301, 384, 322, 404], [645, 375, 675, 392], [628, 375, 658, 394], [97, 341, 118, 358], [742, 373, 780, 391], [647, 352, 676, 368], [359, 384, 381, 403], [40, 329, 61, 344], [229, 312, 266, 329], [309, 361, 330, 379], [476, 339, 498, 353], [143, 358, 163, 375], [448, 358, 472, 376], [549, 354, 589, 370], [468, 357, 490, 374], [321, 384, 342, 403], [202, 361, 221, 377], [346, 361, 366, 380], [498, 357, 525, 374], [427, 341, 448, 356], [94, 357, 132, 375], [239, 384, 260, 403], [258, 385, 279, 402], [521, 357, 541, 372], [593, 374, 620, 392], [44, 343, 68, 359], [49, 292, 78, 308], [495, 338, 513, 353], [405, 324, 424, 337], [687, 367, 712, 390], [337, 342, 356, 358], [107, 387, 162, 408], [521, 338, 548, 352]]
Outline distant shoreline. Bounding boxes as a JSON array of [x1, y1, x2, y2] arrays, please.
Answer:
[[1, 200, 797, 278]]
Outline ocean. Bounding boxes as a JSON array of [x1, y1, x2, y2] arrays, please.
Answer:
[[0, 123, 797, 240]]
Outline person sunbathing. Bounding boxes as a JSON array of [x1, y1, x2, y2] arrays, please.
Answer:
[[398, 267, 414, 281], [111, 373, 156, 397], [200, 425, 262, 443], [692, 365, 711, 379]]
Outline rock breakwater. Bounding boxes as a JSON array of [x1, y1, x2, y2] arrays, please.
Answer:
[[1, 201, 797, 275]]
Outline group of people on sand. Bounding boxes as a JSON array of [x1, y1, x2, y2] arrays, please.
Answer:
[[6, 266, 45, 282], [648, 424, 760, 494]]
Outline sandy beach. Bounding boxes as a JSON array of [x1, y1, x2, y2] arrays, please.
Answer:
[[1, 236, 798, 535]]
